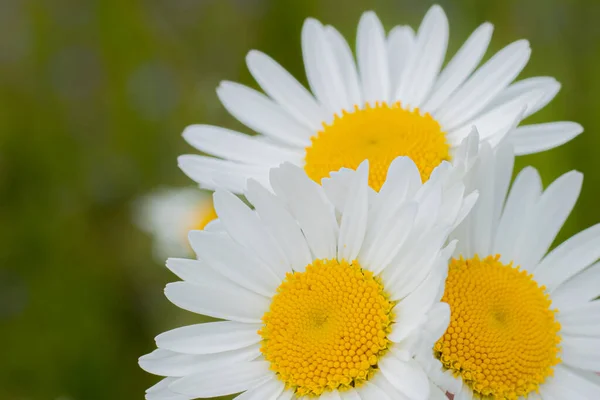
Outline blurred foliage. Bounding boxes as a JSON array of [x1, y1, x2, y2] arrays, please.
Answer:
[[1, 0, 599, 399]]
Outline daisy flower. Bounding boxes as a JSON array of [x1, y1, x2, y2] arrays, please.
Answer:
[[178, 4, 582, 195], [421, 143, 600, 399], [133, 187, 217, 260], [139, 158, 477, 400]]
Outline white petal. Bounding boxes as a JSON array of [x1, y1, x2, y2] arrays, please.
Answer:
[[535, 223, 600, 292], [277, 390, 294, 400], [510, 121, 583, 155], [302, 18, 349, 115], [413, 175, 444, 232], [139, 345, 260, 377], [320, 390, 342, 400], [552, 262, 600, 312], [435, 40, 530, 130], [559, 301, 600, 337], [234, 376, 285, 400], [369, 373, 409, 399], [483, 77, 560, 119], [462, 144, 498, 257], [548, 366, 600, 398], [214, 190, 290, 279], [322, 166, 376, 214], [423, 302, 451, 342], [359, 202, 417, 275], [369, 157, 421, 235], [445, 88, 543, 146], [493, 167, 542, 265], [388, 260, 447, 341], [216, 83, 313, 147], [561, 336, 600, 370], [491, 143, 515, 227], [358, 381, 392, 400], [429, 381, 449, 400], [516, 170, 582, 272], [387, 25, 415, 96], [538, 378, 570, 400], [379, 356, 430, 400], [438, 183, 466, 230], [385, 229, 449, 302], [178, 155, 270, 193], [339, 388, 362, 400], [324, 25, 362, 107], [166, 258, 232, 286], [169, 361, 271, 398], [395, 5, 448, 108], [269, 163, 339, 260], [338, 161, 369, 261], [203, 218, 224, 233], [165, 281, 269, 323], [422, 22, 493, 114], [451, 126, 481, 170], [146, 378, 190, 400], [357, 11, 390, 104], [188, 230, 280, 297], [384, 191, 452, 297], [453, 384, 475, 400], [155, 321, 261, 355], [245, 180, 313, 272], [246, 50, 327, 131]]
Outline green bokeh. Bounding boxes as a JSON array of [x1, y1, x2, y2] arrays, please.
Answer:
[[1, 0, 599, 399]]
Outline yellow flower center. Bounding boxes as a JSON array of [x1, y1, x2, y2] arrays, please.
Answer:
[[259, 259, 394, 397], [190, 201, 217, 231], [435, 255, 562, 399], [304, 102, 450, 191]]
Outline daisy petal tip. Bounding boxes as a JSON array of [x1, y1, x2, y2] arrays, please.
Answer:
[[480, 21, 494, 33], [163, 282, 177, 298], [302, 17, 323, 31], [165, 257, 176, 269], [357, 159, 370, 172], [429, 4, 445, 15], [426, 4, 448, 23], [359, 10, 380, 24], [568, 169, 584, 186], [460, 126, 480, 145], [176, 154, 194, 167], [245, 49, 263, 65], [245, 177, 262, 192], [187, 228, 204, 243], [572, 121, 584, 134], [215, 80, 235, 94], [444, 239, 458, 255]]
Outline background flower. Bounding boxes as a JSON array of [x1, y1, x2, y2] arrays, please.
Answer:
[[133, 187, 216, 260]]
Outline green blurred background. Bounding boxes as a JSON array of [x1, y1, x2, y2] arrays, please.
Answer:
[[1, 0, 599, 399]]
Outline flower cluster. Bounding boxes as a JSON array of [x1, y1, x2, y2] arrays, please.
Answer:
[[137, 5, 600, 400]]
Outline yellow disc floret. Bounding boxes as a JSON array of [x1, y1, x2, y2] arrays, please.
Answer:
[[304, 102, 450, 191], [435, 255, 561, 399], [260, 259, 394, 397]]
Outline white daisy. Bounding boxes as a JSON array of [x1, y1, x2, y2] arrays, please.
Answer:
[[133, 187, 217, 260], [178, 4, 582, 195], [421, 142, 600, 399], [139, 158, 477, 400]]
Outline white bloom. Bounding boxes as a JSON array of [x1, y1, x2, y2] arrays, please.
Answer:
[[139, 159, 477, 399], [421, 143, 600, 399], [133, 187, 216, 260], [179, 4, 581, 194]]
